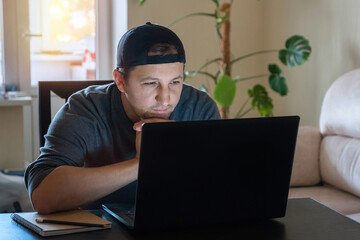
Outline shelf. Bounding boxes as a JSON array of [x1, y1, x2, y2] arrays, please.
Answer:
[[0, 97, 32, 107]]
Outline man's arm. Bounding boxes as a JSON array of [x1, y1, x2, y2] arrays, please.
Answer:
[[31, 118, 169, 214], [31, 157, 138, 214]]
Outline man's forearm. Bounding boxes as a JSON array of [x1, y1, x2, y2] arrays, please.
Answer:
[[31, 159, 139, 214]]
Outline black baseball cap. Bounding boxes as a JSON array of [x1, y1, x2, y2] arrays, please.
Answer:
[[116, 22, 186, 68]]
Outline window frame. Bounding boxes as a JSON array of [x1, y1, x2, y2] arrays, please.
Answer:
[[1, 0, 128, 95]]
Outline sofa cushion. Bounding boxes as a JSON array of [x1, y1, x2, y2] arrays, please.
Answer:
[[290, 126, 321, 187], [289, 185, 360, 215], [320, 135, 360, 198], [319, 69, 360, 139]]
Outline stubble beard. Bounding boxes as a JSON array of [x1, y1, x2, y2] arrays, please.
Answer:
[[141, 105, 173, 120]]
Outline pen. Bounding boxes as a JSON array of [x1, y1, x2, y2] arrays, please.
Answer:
[[35, 218, 106, 228]]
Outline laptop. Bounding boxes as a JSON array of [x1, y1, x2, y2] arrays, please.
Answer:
[[102, 116, 300, 231]]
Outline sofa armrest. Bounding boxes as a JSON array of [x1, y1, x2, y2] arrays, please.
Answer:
[[290, 126, 322, 187]]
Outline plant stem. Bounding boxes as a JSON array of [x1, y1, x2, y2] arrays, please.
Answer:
[[219, 2, 231, 119], [237, 107, 252, 118], [220, 3, 231, 77], [219, 107, 228, 120], [235, 97, 250, 118], [231, 50, 279, 65], [214, 70, 221, 84], [168, 12, 216, 27], [186, 71, 217, 84], [234, 74, 269, 82], [192, 58, 221, 76]]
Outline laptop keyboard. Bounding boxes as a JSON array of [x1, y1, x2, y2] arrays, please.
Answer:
[[117, 210, 135, 226]]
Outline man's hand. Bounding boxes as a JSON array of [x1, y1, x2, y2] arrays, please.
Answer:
[[133, 118, 174, 131], [135, 131, 142, 160], [133, 118, 174, 158]]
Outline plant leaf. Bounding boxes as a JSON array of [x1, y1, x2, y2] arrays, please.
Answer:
[[213, 74, 236, 108], [191, 57, 221, 77], [279, 35, 311, 67], [139, 0, 146, 6], [212, 0, 219, 7], [268, 64, 288, 96], [268, 64, 282, 75], [248, 85, 273, 117]]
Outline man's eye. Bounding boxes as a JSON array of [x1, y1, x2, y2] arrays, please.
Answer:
[[170, 80, 181, 85], [144, 82, 157, 85]]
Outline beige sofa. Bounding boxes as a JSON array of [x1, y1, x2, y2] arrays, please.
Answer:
[[289, 69, 360, 223]]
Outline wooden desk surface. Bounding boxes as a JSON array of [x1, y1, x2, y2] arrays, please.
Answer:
[[1, 198, 360, 240]]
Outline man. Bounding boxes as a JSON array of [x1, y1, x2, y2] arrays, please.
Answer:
[[25, 22, 220, 214]]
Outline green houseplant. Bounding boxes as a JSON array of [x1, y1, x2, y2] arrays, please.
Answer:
[[140, 0, 311, 119]]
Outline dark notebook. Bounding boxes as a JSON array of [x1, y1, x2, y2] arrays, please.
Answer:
[[103, 116, 300, 231]]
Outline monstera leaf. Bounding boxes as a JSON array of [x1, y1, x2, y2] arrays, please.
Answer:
[[248, 85, 273, 117], [268, 64, 288, 96], [214, 74, 236, 108], [279, 35, 311, 67]]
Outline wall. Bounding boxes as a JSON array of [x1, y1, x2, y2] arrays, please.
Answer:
[[128, 0, 360, 126], [263, 0, 360, 126], [0, 107, 25, 169], [0, 98, 32, 170]]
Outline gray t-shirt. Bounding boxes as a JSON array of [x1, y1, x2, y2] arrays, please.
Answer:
[[25, 82, 220, 208]]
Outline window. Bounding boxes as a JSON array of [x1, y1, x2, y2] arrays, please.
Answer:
[[1, 0, 127, 92], [29, 0, 96, 85], [0, 0, 127, 164]]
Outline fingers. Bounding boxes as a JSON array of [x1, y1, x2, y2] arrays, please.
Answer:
[[133, 118, 173, 160], [135, 131, 142, 159], [133, 120, 145, 132], [133, 118, 174, 132]]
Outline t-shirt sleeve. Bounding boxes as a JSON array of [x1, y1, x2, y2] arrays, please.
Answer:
[[24, 94, 97, 197]]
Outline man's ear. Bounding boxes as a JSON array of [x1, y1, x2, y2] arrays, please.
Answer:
[[113, 69, 126, 93]]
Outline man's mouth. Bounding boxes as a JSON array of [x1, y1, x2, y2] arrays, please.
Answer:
[[152, 108, 169, 114], [151, 105, 172, 114]]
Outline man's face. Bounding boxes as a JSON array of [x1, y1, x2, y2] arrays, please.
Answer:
[[114, 62, 184, 122]]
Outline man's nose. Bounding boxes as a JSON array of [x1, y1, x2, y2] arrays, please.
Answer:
[[156, 86, 170, 105]]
